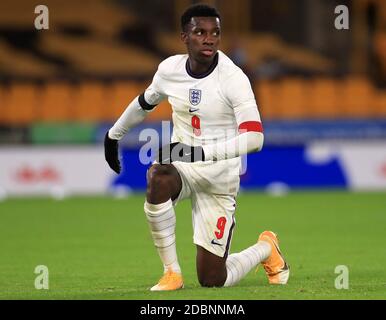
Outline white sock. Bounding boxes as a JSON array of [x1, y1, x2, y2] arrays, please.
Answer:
[[144, 199, 181, 274], [224, 241, 271, 287]]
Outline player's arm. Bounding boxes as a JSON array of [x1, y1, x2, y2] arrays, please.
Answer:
[[202, 112, 263, 161], [105, 73, 165, 173], [157, 114, 263, 164]]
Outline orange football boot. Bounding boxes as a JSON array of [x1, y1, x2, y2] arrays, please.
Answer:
[[258, 231, 290, 284], [150, 269, 184, 291]]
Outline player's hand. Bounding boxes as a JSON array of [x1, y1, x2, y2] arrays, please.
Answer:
[[157, 142, 205, 164], [104, 131, 121, 174]]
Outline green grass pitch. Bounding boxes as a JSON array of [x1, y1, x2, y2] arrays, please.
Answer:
[[0, 191, 385, 300]]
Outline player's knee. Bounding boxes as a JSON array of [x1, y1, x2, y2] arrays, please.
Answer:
[[198, 271, 226, 288], [148, 164, 170, 184], [147, 164, 174, 192]]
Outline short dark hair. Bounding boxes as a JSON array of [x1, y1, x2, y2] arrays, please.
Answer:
[[181, 4, 221, 31]]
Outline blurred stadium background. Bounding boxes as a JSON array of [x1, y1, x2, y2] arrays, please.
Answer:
[[1, 0, 386, 300], [1, 0, 386, 197]]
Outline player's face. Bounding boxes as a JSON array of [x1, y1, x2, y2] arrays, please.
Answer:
[[182, 16, 221, 64]]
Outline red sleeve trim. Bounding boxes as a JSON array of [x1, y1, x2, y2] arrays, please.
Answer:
[[238, 121, 263, 133]]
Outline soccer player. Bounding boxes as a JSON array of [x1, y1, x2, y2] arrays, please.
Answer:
[[104, 4, 289, 290]]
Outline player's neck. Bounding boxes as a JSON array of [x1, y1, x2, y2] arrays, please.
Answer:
[[187, 53, 218, 78], [188, 60, 212, 75]]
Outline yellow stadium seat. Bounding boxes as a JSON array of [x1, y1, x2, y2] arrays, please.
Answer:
[[0, 86, 5, 124], [108, 81, 141, 121], [254, 80, 281, 120], [308, 78, 340, 119], [275, 78, 309, 119], [1, 84, 38, 125], [72, 83, 109, 122], [39, 83, 74, 122], [340, 77, 377, 118], [375, 90, 386, 117]]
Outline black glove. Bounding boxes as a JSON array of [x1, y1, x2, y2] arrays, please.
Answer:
[[104, 131, 121, 174], [157, 142, 205, 164]]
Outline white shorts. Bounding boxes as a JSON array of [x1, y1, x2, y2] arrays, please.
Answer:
[[172, 158, 241, 258]]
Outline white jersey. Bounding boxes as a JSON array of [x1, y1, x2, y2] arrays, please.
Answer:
[[109, 50, 263, 195], [143, 50, 262, 148]]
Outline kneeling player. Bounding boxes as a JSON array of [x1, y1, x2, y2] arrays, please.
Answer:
[[104, 4, 289, 290]]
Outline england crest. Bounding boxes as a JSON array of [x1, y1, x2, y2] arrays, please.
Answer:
[[189, 89, 201, 106]]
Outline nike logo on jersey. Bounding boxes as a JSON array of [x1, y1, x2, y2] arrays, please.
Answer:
[[189, 107, 200, 113], [211, 239, 223, 246]]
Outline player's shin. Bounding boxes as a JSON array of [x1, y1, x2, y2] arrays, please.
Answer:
[[144, 199, 181, 274], [223, 241, 271, 287]]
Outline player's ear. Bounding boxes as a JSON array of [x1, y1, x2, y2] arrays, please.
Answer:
[[181, 32, 188, 44]]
